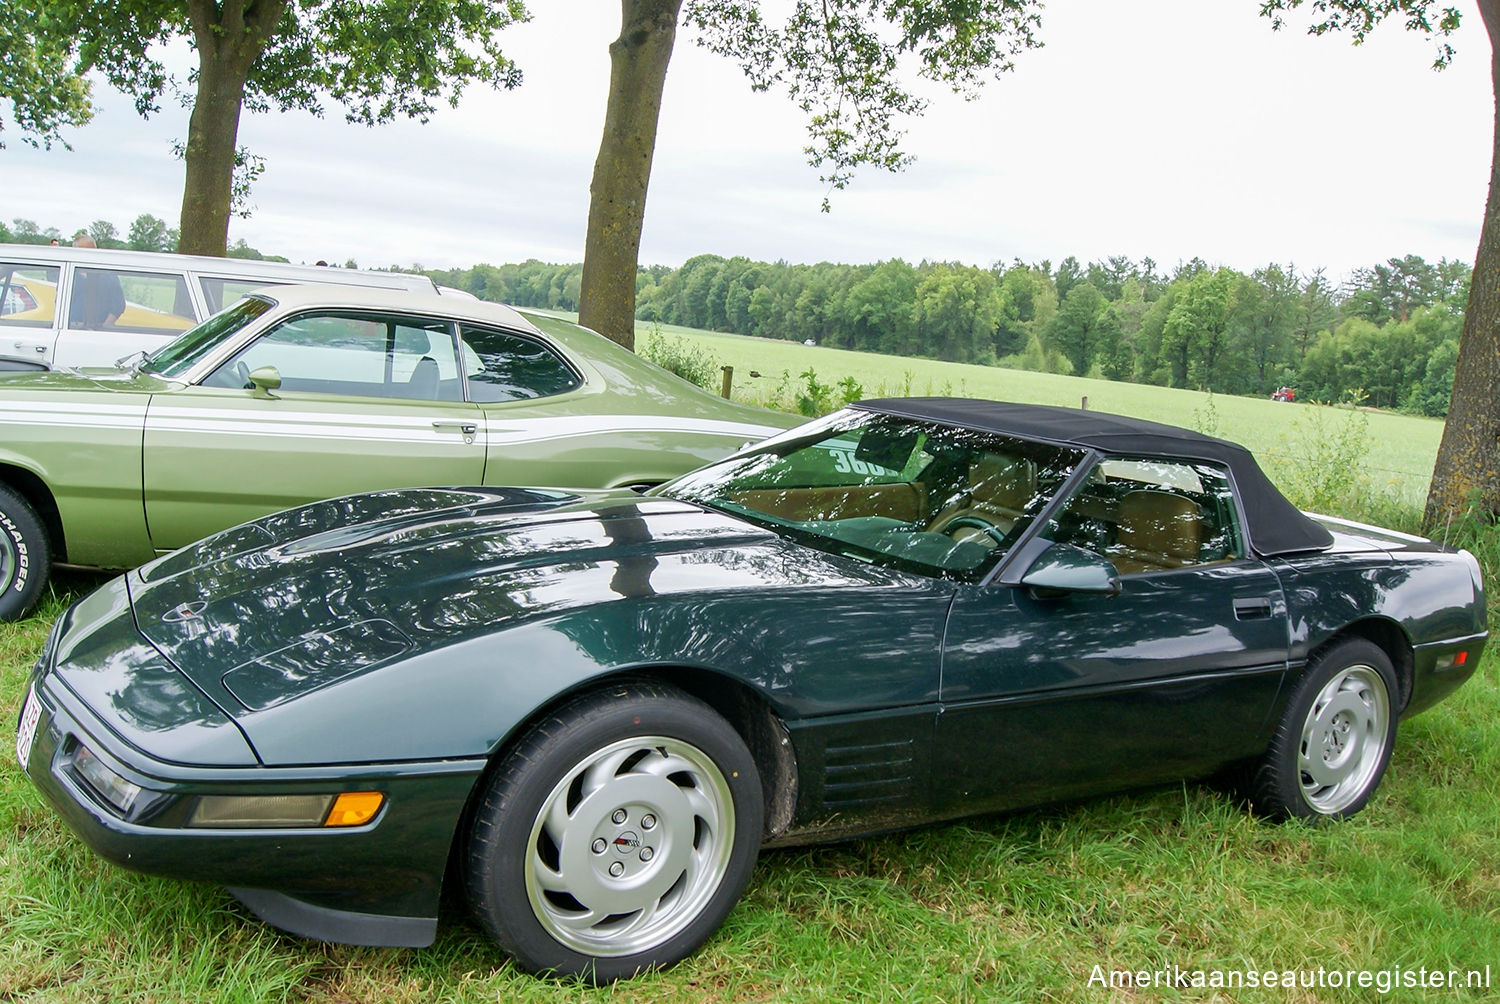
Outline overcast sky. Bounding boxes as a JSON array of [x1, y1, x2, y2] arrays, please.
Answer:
[[5, 0, 1491, 278]]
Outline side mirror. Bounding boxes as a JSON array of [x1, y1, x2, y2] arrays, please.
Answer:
[[1019, 543, 1121, 598], [248, 365, 281, 399]]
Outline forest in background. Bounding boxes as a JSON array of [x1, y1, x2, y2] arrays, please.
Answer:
[[4, 215, 1464, 417], [427, 253, 1469, 417]]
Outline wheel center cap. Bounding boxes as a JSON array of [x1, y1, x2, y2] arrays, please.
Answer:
[[612, 831, 641, 853]]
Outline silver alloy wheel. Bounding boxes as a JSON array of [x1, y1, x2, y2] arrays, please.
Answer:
[[1297, 664, 1391, 814], [523, 734, 736, 957]]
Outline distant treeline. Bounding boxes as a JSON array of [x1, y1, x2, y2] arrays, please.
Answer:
[[3, 215, 285, 261], [427, 253, 1470, 417]]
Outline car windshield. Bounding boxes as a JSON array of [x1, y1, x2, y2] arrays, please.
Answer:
[[141, 295, 274, 377], [658, 409, 1085, 581]]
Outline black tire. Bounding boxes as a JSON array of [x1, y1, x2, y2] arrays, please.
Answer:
[[1250, 638, 1398, 821], [0, 484, 50, 621], [465, 681, 763, 983]]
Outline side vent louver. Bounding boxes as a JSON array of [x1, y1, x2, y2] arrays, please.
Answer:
[[821, 738, 915, 809]]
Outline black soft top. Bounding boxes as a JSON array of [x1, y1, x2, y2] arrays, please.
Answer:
[[857, 398, 1333, 557]]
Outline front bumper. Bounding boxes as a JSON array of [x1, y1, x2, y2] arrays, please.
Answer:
[[21, 667, 485, 947]]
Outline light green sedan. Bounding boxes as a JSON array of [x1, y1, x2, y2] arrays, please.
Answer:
[[0, 284, 795, 619]]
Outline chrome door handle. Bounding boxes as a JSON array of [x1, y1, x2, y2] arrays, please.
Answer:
[[1233, 597, 1273, 620], [432, 421, 478, 435]]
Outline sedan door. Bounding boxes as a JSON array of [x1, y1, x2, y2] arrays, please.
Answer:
[[143, 308, 484, 551], [935, 457, 1291, 814]]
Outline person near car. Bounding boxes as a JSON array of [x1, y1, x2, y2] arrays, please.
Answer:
[[69, 233, 127, 327]]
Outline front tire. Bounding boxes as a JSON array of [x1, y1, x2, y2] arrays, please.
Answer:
[[0, 485, 50, 621], [1250, 638, 1398, 821], [466, 682, 763, 982]]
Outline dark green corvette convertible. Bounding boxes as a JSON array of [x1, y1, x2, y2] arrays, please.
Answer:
[[18, 400, 1488, 982]]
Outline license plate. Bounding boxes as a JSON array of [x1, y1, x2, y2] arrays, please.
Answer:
[[16, 685, 41, 773]]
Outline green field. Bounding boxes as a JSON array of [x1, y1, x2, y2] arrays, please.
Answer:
[[530, 312, 1446, 505]]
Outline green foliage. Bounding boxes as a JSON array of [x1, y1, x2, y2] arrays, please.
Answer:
[[1261, 1, 1465, 70], [684, 1, 1043, 203], [637, 328, 721, 390], [127, 213, 177, 253], [1044, 281, 1109, 376], [57, 1, 528, 128], [796, 367, 833, 416], [1191, 390, 1222, 439], [0, 6, 92, 149], [1265, 394, 1377, 514]]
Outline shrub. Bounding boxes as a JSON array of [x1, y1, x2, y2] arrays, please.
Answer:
[[638, 328, 719, 390]]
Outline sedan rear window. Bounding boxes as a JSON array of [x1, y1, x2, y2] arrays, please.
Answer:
[[460, 325, 581, 403]]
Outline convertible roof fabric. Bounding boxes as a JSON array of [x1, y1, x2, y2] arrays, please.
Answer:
[[856, 398, 1334, 557]]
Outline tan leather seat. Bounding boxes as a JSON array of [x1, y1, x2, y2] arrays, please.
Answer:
[[1108, 490, 1204, 574], [929, 454, 1035, 540]]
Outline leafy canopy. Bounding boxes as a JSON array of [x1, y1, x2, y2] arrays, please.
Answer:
[[1259, 1, 1464, 68], [60, 0, 528, 124], [684, 0, 1044, 206], [0, 5, 93, 148]]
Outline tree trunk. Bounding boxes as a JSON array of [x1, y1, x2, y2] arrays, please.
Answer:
[[578, 0, 683, 351], [1425, 0, 1500, 528], [176, 0, 286, 257], [177, 57, 251, 256]]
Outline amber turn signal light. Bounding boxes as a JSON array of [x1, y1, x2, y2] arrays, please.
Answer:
[[324, 791, 384, 827]]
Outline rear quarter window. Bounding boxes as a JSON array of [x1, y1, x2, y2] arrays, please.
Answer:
[[0, 264, 60, 327], [460, 325, 581, 403]]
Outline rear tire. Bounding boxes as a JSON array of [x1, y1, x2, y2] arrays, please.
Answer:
[[465, 682, 763, 982], [1250, 638, 1397, 821], [0, 485, 50, 621]]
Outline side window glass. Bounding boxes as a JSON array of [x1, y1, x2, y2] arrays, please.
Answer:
[[70, 269, 196, 334], [200, 277, 288, 314], [202, 312, 461, 402], [0, 264, 60, 327], [460, 325, 581, 403], [1041, 459, 1243, 575]]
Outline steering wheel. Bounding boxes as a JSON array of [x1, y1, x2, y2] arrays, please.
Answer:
[[938, 514, 1007, 546], [234, 360, 252, 389]]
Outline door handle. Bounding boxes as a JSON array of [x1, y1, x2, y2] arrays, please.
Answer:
[[1233, 597, 1273, 620], [431, 421, 478, 435]]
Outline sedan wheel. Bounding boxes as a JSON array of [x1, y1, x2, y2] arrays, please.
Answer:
[[1250, 638, 1398, 821], [466, 682, 763, 982]]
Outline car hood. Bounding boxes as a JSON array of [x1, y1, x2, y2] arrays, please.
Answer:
[[128, 486, 792, 716], [0, 365, 177, 393]]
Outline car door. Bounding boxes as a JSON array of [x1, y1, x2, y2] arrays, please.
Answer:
[[55, 265, 202, 368], [0, 260, 62, 369], [934, 457, 1291, 814], [142, 308, 485, 551]]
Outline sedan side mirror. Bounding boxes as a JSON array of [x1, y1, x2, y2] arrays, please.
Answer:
[[248, 365, 282, 399], [1020, 542, 1122, 598]]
